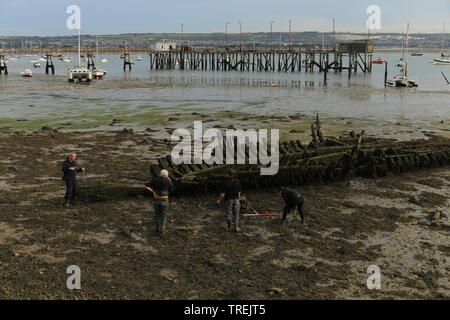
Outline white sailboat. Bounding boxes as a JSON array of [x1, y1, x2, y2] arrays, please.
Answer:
[[432, 22, 450, 65], [68, 17, 92, 82], [92, 36, 107, 79], [387, 23, 419, 87], [396, 32, 406, 67], [411, 39, 423, 56]]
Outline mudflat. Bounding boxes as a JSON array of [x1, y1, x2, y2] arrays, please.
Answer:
[[0, 129, 448, 299]]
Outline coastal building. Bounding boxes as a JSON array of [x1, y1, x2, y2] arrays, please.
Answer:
[[151, 41, 177, 51]]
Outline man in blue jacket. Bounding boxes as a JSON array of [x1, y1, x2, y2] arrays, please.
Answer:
[[62, 152, 86, 207]]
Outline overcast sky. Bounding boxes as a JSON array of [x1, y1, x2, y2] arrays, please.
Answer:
[[0, 0, 449, 36]]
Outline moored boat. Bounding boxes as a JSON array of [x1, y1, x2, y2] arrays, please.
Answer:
[[68, 66, 92, 82], [371, 58, 386, 64], [432, 23, 450, 65], [20, 69, 32, 77], [388, 23, 418, 88]]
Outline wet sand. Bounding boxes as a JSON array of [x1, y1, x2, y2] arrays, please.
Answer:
[[0, 127, 448, 299]]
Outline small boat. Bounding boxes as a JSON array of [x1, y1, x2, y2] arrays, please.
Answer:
[[396, 32, 406, 67], [20, 69, 32, 77], [433, 23, 450, 65], [68, 66, 92, 82], [411, 39, 423, 56], [63, 58, 71, 63], [92, 36, 107, 80], [387, 74, 418, 87], [388, 23, 418, 88], [101, 58, 108, 63], [68, 15, 92, 83], [33, 62, 41, 68], [432, 57, 450, 65], [136, 55, 142, 61], [371, 58, 386, 64], [92, 68, 107, 79]]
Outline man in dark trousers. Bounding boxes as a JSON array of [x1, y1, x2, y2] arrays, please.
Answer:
[[145, 169, 174, 235], [62, 152, 86, 207], [217, 169, 241, 232], [280, 186, 305, 224]]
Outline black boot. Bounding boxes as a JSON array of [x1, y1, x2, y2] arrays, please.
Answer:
[[227, 220, 231, 230]]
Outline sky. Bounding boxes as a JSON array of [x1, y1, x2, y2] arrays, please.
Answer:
[[0, 0, 449, 36]]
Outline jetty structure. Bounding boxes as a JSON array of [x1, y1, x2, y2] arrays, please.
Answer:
[[147, 40, 373, 74], [5, 39, 373, 77]]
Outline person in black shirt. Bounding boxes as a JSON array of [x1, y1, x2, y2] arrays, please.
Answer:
[[61, 152, 86, 207], [145, 169, 174, 235], [217, 169, 241, 232], [280, 186, 305, 224]]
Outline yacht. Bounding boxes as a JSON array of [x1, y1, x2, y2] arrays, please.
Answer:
[[92, 36, 107, 79], [68, 20, 92, 82], [388, 23, 419, 87], [432, 23, 450, 65]]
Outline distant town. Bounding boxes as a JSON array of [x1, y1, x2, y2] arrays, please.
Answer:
[[0, 32, 447, 51]]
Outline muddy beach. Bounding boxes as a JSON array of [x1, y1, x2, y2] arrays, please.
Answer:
[[0, 122, 449, 300]]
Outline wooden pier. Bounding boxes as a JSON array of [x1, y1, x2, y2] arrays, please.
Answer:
[[1, 39, 372, 75], [149, 40, 373, 74]]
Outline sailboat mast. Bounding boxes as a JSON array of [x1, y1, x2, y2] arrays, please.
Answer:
[[78, 28, 81, 67], [400, 31, 404, 62], [405, 23, 409, 77], [442, 22, 446, 53], [96, 36, 99, 66]]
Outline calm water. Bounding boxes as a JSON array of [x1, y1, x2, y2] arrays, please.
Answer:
[[0, 53, 449, 132]]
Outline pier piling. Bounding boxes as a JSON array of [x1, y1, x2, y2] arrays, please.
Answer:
[[45, 54, 55, 75], [0, 54, 8, 75]]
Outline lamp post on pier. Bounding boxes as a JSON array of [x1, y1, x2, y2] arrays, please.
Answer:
[[239, 21, 242, 52], [181, 23, 184, 51], [288, 19, 292, 51], [270, 20, 274, 50], [225, 22, 229, 49]]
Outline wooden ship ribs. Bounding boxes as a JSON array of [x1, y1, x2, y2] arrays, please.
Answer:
[[151, 120, 450, 194]]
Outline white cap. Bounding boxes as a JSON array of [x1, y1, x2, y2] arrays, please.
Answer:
[[160, 169, 169, 177]]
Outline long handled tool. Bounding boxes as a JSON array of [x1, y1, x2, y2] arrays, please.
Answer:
[[242, 207, 273, 217]]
